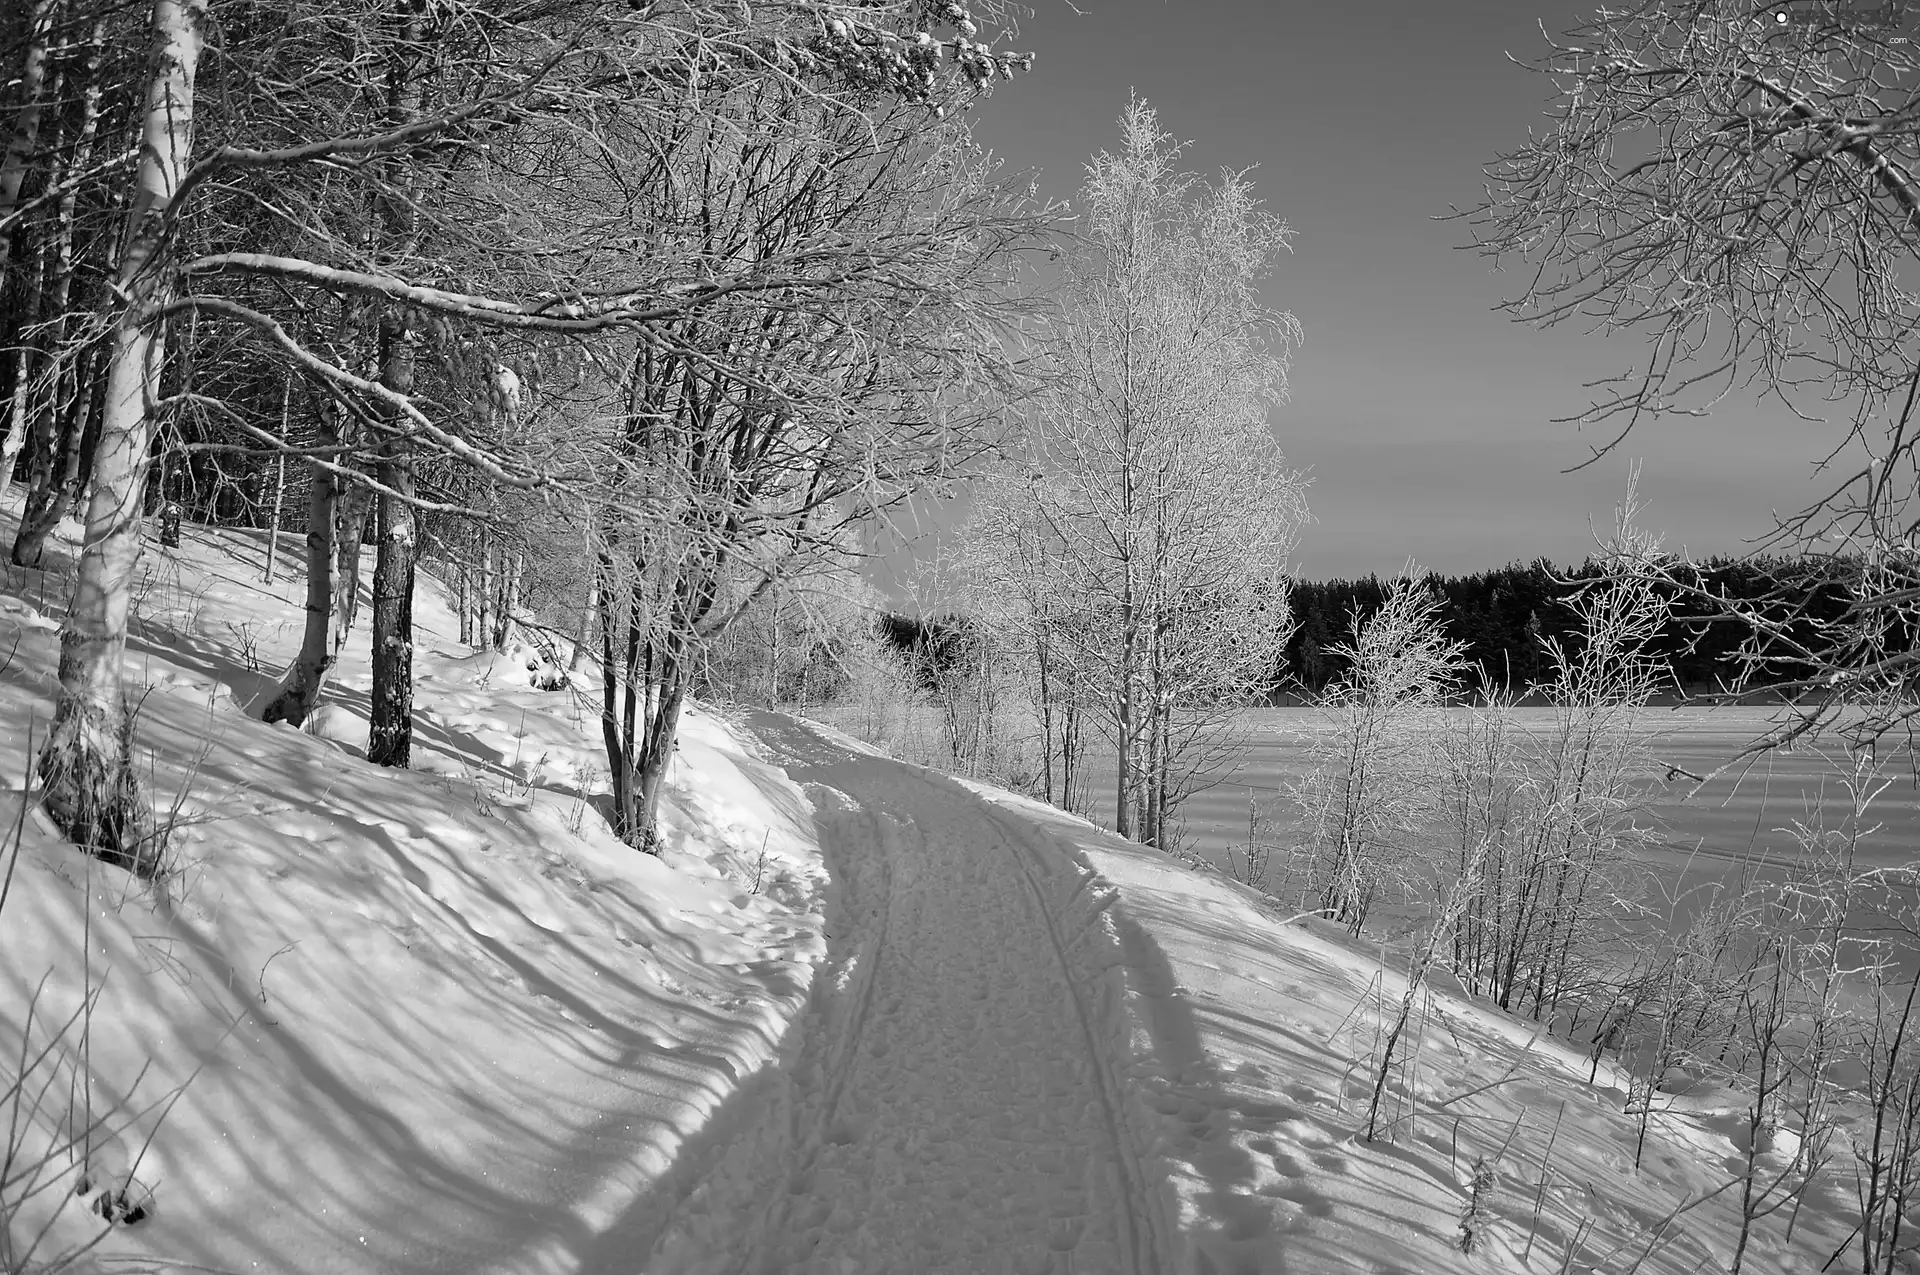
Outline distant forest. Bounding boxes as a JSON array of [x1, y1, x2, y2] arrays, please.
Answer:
[[1280, 557, 1861, 700], [884, 556, 1891, 705]]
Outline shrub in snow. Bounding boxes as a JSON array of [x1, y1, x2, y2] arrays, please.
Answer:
[[1293, 571, 1466, 935]]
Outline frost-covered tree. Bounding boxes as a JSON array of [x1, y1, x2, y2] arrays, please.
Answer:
[[9, 0, 1039, 868], [586, 83, 1042, 851], [1295, 572, 1467, 933], [1471, 0, 1920, 759], [969, 98, 1306, 848]]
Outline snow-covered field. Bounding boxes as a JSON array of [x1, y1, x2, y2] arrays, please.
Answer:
[[0, 512, 1879, 1274]]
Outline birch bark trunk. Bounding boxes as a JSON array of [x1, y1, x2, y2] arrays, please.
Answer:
[[37, 0, 207, 872], [262, 377, 288, 582], [259, 395, 358, 726], [0, 0, 56, 272], [365, 311, 418, 767]]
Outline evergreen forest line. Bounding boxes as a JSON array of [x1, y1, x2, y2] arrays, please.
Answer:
[[873, 554, 1895, 705]]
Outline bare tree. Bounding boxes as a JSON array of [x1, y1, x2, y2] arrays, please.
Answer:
[[17, 0, 1039, 863], [1295, 572, 1467, 933], [993, 98, 1306, 848], [954, 472, 1091, 807], [584, 83, 1043, 850], [1470, 0, 1920, 758]]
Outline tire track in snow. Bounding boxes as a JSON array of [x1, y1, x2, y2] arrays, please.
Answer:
[[982, 801, 1164, 1274], [729, 792, 901, 1275], [643, 716, 1167, 1275]]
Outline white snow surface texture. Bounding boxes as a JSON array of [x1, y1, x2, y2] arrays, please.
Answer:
[[1, 516, 1857, 1274]]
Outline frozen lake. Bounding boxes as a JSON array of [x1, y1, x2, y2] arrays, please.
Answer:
[[810, 702, 1920, 911], [1176, 706, 1916, 863], [1142, 707, 1920, 962]]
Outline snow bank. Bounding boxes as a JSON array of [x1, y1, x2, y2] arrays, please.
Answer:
[[0, 515, 828, 1274]]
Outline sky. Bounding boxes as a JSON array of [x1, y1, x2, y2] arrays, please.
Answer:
[[948, 0, 1850, 582]]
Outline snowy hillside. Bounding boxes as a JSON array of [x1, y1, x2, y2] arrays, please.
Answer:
[[0, 513, 829, 1274], [1, 514, 1868, 1273]]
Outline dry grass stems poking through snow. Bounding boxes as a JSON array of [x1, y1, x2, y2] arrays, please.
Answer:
[[1, 722, 188, 1275]]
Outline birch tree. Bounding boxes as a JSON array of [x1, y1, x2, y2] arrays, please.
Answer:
[[1002, 98, 1306, 847], [36, 0, 205, 873], [1296, 574, 1467, 933]]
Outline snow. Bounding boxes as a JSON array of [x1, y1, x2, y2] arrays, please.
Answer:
[[954, 780, 1860, 1275], [0, 510, 1871, 1273], [652, 709, 1859, 1275], [1, 517, 828, 1274], [643, 714, 1172, 1274]]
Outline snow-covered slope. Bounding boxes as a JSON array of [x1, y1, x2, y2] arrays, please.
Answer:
[[0, 513, 828, 1274], [0, 508, 1865, 1275], [959, 779, 1862, 1275], [641, 713, 1858, 1275]]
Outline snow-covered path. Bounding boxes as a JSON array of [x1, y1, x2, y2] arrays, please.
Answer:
[[646, 715, 1171, 1275]]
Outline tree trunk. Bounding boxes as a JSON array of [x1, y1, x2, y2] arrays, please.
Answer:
[[1113, 414, 1139, 841], [10, 350, 72, 565], [456, 553, 471, 646], [0, 0, 56, 273], [475, 526, 493, 648], [598, 563, 639, 836], [12, 336, 101, 567], [1061, 687, 1081, 814], [629, 563, 721, 850], [366, 314, 417, 768], [335, 481, 370, 635], [262, 377, 289, 582], [157, 452, 182, 548], [491, 546, 519, 648], [0, 228, 48, 515], [766, 595, 782, 706], [361, 0, 429, 766], [632, 656, 688, 852], [567, 582, 596, 674], [37, 0, 207, 873], [259, 396, 359, 726]]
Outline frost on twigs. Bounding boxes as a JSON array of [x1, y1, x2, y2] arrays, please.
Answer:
[[803, 3, 1033, 102]]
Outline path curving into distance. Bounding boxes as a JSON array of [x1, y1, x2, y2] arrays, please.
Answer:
[[642, 714, 1172, 1275]]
